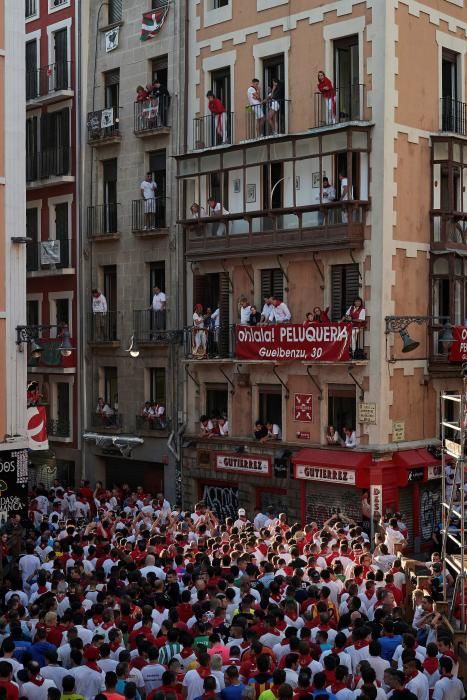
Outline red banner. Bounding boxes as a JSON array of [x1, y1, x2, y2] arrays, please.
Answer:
[[448, 325, 467, 362], [235, 323, 351, 362], [27, 406, 49, 451]]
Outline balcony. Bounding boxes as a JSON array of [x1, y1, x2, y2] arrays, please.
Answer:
[[133, 310, 182, 345], [25, 0, 38, 19], [432, 213, 467, 249], [184, 322, 366, 364], [193, 113, 234, 149], [440, 97, 467, 137], [136, 414, 171, 435], [47, 418, 71, 440], [26, 147, 71, 185], [132, 197, 167, 235], [245, 100, 289, 141], [184, 202, 367, 260], [134, 96, 170, 136], [87, 204, 119, 240], [313, 84, 367, 129], [87, 311, 120, 345], [26, 62, 73, 106], [87, 107, 121, 145], [26, 238, 71, 274], [89, 412, 123, 432]]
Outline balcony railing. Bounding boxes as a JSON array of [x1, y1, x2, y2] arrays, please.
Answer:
[[441, 97, 467, 137], [26, 147, 71, 182], [26, 62, 71, 101], [132, 197, 166, 232], [314, 84, 366, 128], [134, 96, 170, 134], [88, 311, 119, 343], [136, 414, 171, 433], [245, 100, 289, 141], [87, 107, 120, 143], [184, 201, 367, 259], [26, 238, 71, 272], [432, 213, 467, 247], [87, 204, 119, 237], [47, 418, 70, 439], [133, 311, 183, 345], [193, 112, 234, 149], [26, 0, 37, 19], [184, 325, 234, 359], [429, 317, 457, 364], [90, 412, 123, 431]]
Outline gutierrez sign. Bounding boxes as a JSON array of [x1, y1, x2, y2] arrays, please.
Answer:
[[214, 453, 272, 477], [295, 464, 356, 484]]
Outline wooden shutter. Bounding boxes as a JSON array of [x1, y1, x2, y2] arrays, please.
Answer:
[[344, 263, 360, 311], [108, 0, 123, 24], [219, 272, 231, 357], [331, 263, 360, 320], [261, 269, 283, 299]]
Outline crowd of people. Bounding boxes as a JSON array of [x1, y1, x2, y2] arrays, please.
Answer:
[[0, 480, 462, 700]]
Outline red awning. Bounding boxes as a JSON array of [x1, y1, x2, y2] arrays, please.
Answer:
[[292, 448, 372, 469], [392, 448, 441, 469]]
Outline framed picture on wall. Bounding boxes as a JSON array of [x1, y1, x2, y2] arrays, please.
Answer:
[[233, 178, 241, 193], [295, 176, 301, 190], [247, 184, 256, 203], [312, 171, 326, 188]]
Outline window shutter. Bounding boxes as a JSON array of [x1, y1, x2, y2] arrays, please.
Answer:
[[344, 263, 360, 311], [193, 274, 206, 313], [108, 0, 123, 24], [218, 272, 231, 357], [261, 269, 283, 299], [331, 263, 360, 320], [330, 266, 344, 321]]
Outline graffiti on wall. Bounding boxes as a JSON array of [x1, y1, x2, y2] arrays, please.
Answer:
[[306, 487, 362, 524], [201, 484, 239, 521], [420, 486, 441, 543]]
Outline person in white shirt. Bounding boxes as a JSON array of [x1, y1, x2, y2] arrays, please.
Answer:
[[263, 421, 282, 441], [142, 647, 165, 692], [207, 196, 229, 236], [218, 416, 229, 436], [319, 177, 336, 225], [141, 171, 158, 229], [404, 658, 429, 700], [21, 661, 57, 700], [192, 304, 207, 357], [261, 296, 274, 324], [18, 543, 40, 594], [247, 78, 265, 136], [92, 289, 108, 314], [339, 172, 353, 224], [92, 288, 108, 342], [239, 298, 252, 324], [383, 518, 407, 555], [343, 427, 357, 448], [432, 657, 464, 700], [150, 285, 167, 331], [140, 554, 166, 580], [41, 651, 68, 690], [269, 297, 291, 323]]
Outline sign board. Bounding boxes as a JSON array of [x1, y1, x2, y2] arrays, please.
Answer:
[[40, 240, 60, 266], [294, 394, 313, 422], [445, 439, 461, 459], [0, 450, 28, 524], [215, 453, 271, 477], [408, 467, 425, 482], [295, 464, 356, 485], [101, 108, 114, 129], [359, 402, 376, 425], [392, 421, 405, 442], [428, 464, 443, 480], [235, 323, 351, 362], [105, 26, 119, 52], [197, 450, 211, 469], [448, 325, 467, 361], [296, 431, 310, 440], [370, 484, 382, 519]]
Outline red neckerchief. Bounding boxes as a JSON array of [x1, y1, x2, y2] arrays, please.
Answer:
[[93, 615, 103, 625], [37, 585, 48, 594], [442, 649, 458, 663], [101, 621, 114, 630], [365, 590, 375, 599], [197, 667, 211, 679], [324, 669, 336, 684], [286, 611, 298, 621], [299, 655, 313, 667], [384, 632, 394, 638], [180, 647, 194, 658], [86, 661, 101, 673], [423, 658, 439, 674], [29, 675, 45, 686], [331, 682, 347, 693], [110, 640, 121, 652], [354, 577, 363, 586], [276, 620, 287, 631], [353, 640, 369, 650]]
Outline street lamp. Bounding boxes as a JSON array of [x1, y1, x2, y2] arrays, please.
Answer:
[[384, 315, 454, 354], [125, 334, 140, 358], [16, 324, 76, 357]]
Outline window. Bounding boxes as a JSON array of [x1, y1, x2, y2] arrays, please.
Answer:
[[149, 368, 166, 404], [57, 382, 70, 431], [193, 272, 230, 355], [26, 116, 38, 181], [103, 265, 117, 312], [108, 0, 122, 24], [212, 0, 229, 7], [262, 162, 283, 209], [55, 298, 69, 327], [103, 159, 118, 232], [26, 208, 39, 272], [149, 262, 166, 304], [26, 40, 38, 99], [104, 69, 120, 109], [26, 0, 38, 20], [49, 378, 72, 440], [211, 67, 231, 112], [54, 202, 70, 268], [258, 387, 282, 427], [333, 35, 361, 121], [53, 27, 69, 90], [48, 0, 70, 12], [209, 172, 228, 210], [103, 367, 118, 406], [27, 300, 40, 326], [49, 294, 72, 336], [261, 269, 283, 300], [40, 109, 70, 176], [206, 384, 228, 418], [330, 263, 360, 320], [151, 56, 168, 87], [328, 384, 356, 436]]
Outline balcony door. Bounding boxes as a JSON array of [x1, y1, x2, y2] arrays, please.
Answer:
[[149, 150, 166, 224], [193, 272, 230, 355], [334, 35, 359, 120], [262, 55, 285, 134], [442, 50, 459, 132], [103, 265, 117, 313], [105, 69, 120, 109], [103, 159, 118, 232], [26, 40, 37, 99], [55, 202, 69, 268], [53, 27, 68, 91], [151, 57, 168, 87], [40, 109, 70, 176], [149, 261, 166, 301], [211, 67, 231, 112], [26, 117, 38, 181]]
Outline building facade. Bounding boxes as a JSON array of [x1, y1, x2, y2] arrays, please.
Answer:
[[178, 0, 467, 549], [25, 0, 80, 484], [81, 0, 185, 500]]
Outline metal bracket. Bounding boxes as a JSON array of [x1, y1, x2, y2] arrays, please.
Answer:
[[276, 255, 289, 286], [312, 253, 325, 290], [221, 260, 234, 293], [273, 365, 289, 400], [384, 315, 433, 334], [219, 367, 235, 395], [348, 368, 365, 401], [306, 366, 323, 401], [185, 365, 200, 389], [350, 252, 363, 286], [241, 258, 254, 295]]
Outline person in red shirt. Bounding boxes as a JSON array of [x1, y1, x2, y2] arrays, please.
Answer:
[[150, 670, 183, 700], [0, 660, 19, 700], [206, 91, 228, 145]]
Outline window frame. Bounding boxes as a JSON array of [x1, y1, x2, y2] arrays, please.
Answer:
[[49, 376, 74, 442], [48, 0, 70, 14]]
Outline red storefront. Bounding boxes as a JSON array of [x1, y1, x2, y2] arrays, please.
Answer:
[[293, 447, 442, 550]]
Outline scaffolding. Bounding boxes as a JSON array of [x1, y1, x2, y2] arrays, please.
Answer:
[[441, 384, 467, 630]]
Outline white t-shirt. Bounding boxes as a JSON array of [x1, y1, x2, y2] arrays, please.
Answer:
[[406, 671, 429, 700], [247, 86, 261, 106], [270, 302, 291, 322], [340, 177, 353, 201], [384, 526, 405, 554], [432, 675, 464, 700], [21, 679, 57, 700], [92, 294, 108, 313], [240, 305, 252, 324], [141, 180, 157, 199], [152, 291, 166, 311], [268, 424, 282, 439], [19, 554, 40, 582]]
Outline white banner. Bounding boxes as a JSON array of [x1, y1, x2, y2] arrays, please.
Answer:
[[428, 464, 443, 480], [101, 108, 114, 128], [40, 240, 60, 266], [295, 464, 356, 484]]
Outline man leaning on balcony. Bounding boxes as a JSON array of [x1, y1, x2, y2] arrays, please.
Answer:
[[268, 297, 291, 323], [207, 196, 229, 237], [92, 288, 108, 341]]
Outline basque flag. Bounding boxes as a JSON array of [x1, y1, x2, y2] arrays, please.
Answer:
[[141, 5, 170, 41]]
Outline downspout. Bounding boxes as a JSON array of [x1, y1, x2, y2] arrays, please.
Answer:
[[76, 0, 84, 482]]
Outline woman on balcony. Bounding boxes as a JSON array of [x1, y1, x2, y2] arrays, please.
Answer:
[[266, 78, 284, 136], [342, 296, 366, 357], [192, 303, 207, 358], [317, 71, 336, 125]]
